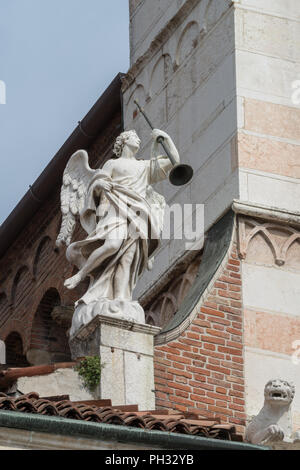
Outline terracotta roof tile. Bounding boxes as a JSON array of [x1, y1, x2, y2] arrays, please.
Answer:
[[0, 392, 243, 442]]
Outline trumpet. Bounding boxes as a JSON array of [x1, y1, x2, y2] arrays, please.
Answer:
[[134, 100, 193, 186]]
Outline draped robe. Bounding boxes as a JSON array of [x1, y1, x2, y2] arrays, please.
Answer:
[[66, 155, 168, 307]]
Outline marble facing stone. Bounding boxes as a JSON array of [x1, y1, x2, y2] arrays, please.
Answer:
[[69, 316, 161, 409]]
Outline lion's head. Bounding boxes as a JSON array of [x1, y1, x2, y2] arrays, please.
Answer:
[[264, 379, 295, 406]]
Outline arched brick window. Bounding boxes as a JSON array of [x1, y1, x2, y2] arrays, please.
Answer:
[[29, 288, 71, 365], [5, 332, 29, 367]]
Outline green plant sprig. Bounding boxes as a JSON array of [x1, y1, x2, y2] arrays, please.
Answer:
[[75, 356, 102, 392]]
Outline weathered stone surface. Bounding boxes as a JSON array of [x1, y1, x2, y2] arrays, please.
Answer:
[[51, 305, 74, 328], [244, 99, 300, 142], [238, 133, 300, 179], [245, 379, 295, 445], [17, 368, 96, 401], [69, 316, 160, 409], [26, 349, 52, 366], [244, 309, 300, 356]]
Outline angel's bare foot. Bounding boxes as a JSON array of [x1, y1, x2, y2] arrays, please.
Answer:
[[64, 272, 82, 290]]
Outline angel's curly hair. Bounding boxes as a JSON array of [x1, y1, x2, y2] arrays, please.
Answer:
[[113, 130, 138, 157]]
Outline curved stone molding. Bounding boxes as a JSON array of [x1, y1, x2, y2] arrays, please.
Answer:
[[205, 0, 232, 31], [237, 215, 300, 267], [154, 210, 235, 344], [122, 0, 201, 92], [123, 0, 233, 92], [129, 0, 143, 17], [175, 21, 200, 66], [149, 54, 172, 98], [145, 253, 202, 328]]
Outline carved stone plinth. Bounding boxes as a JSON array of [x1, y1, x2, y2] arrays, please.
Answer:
[[70, 299, 145, 337], [69, 315, 161, 410]]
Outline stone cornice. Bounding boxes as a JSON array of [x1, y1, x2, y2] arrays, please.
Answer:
[[232, 200, 300, 228], [70, 315, 161, 341]]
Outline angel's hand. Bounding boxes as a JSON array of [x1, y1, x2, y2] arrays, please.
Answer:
[[151, 129, 180, 165], [93, 180, 112, 194], [152, 128, 170, 142]]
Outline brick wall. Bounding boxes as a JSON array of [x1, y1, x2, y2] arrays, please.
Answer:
[[5, 332, 29, 367], [29, 288, 71, 362], [0, 112, 122, 363], [154, 245, 246, 433]]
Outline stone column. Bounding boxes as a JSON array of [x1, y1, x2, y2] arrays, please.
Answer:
[[69, 316, 160, 410]]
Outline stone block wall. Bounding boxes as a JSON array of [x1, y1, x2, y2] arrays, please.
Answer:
[[235, 0, 300, 212], [124, 0, 239, 300], [127, 0, 300, 434], [236, 213, 300, 432], [233, 0, 300, 433]]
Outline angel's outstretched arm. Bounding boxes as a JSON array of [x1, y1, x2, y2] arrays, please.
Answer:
[[150, 129, 180, 183]]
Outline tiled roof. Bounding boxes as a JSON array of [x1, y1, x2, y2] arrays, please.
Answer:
[[0, 392, 243, 442]]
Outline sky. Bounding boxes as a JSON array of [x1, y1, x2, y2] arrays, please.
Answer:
[[0, 0, 130, 224]]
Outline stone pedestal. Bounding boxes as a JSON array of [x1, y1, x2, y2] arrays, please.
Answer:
[[69, 315, 160, 410]]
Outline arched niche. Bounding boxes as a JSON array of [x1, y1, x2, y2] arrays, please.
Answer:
[[29, 288, 71, 365], [149, 54, 172, 98], [33, 236, 53, 278], [176, 21, 199, 66], [5, 332, 29, 367]]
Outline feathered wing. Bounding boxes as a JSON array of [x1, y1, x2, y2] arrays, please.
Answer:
[[56, 150, 96, 248]]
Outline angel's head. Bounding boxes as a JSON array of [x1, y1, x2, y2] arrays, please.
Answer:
[[113, 130, 141, 158]]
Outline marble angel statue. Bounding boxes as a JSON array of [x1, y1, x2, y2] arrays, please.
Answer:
[[56, 128, 180, 336]]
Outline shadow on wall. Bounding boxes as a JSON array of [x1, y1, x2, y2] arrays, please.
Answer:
[[5, 332, 29, 367], [27, 288, 71, 366]]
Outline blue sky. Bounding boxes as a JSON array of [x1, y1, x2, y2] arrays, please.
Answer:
[[0, 0, 130, 224]]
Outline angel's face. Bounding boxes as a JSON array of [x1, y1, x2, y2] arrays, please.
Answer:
[[124, 131, 141, 155]]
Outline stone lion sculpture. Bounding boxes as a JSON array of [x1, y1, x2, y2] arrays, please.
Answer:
[[245, 379, 295, 445]]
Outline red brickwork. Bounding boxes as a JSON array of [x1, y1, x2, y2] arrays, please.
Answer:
[[154, 245, 246, 434], [5, 332, 29, 366], [0, 112, 122, 362]]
